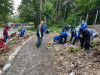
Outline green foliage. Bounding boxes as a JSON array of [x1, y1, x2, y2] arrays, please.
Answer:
[[0, 0, 13, 22], [98, 49, 100, 52], [26, 27, 36, 31], [18, 0, 100, 28], [7, 16, 20, 23], [48, 25, 61, 32], [8, 41, 15, 45], [42, 1, 54, 17], [47, 45, 51, 48], [68, 46, 80, 53], [90, 41, 100, 47]]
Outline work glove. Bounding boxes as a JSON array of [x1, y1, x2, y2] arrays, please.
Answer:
[[40, 35, 41, 38]]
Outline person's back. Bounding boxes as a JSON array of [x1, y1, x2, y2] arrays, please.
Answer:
[[60, 32, 68, 37], [54, 35, 61, 40], [21, 29, 26, 34], [87, 28, 96, 35], [43, 24, 46, 31], [87, 28, 98, 41]]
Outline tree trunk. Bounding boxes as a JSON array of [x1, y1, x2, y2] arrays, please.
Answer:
[[40, 0, 42, 22]]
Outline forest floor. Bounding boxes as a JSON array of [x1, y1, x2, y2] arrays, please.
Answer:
[[49, 32, 100, 75], [0, 31, 100, 75]]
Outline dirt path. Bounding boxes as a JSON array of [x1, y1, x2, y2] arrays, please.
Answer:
[[3, 35, 58, 75]]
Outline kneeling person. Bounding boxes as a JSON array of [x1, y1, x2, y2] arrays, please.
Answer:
[[19, 29, 26, 37]]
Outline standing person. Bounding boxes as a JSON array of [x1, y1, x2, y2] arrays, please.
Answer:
[[68, 25, 72, 33], [7, 23, 11, 30], [36, 21, 44, 48], [70, 27, 80, 45], [80, 28, 90, 50], [3, 25, 9, 43]]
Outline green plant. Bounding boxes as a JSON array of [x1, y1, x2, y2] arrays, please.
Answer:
[[68, 46, 80, 53], [8, 41, 15, 45], [47, 45, 51, 47], [98, 49, 100, 51], [13, 37, 19, 40], [90, 41, 100, 47]]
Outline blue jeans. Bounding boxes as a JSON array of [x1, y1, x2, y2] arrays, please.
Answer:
[[36, 36, 42, 48], [4, 35, 8, 43]]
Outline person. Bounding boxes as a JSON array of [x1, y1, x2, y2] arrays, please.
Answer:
[[68, 25, 72, 33], [53, 35, 61, 44], [60, 32, 68, 44], [7, 23, 11, 29], [3, 25, 9, 43], [0, 37, 6, 49], [62, 25, 71, 33], [19, 29, 26, 37], [53, 32, 68, 44], [80, 28, 90, 50], [87, 28, 98, 41], [79, 21, 87, 30], [43, 24, 46, 34], [36, 21, 44, 48], [70, 27, 80, 45], [12, 23, 15, 28]]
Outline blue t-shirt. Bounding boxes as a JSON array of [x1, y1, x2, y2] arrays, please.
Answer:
[[54, 35, 61, 40], [43, 25, 46, 31], [79, 23, 87, 30], [60, 32, 68, 37], [21, 29, 26, 34]]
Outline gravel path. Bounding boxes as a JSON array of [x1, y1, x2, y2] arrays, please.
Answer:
[[4, 35, 58, 75]]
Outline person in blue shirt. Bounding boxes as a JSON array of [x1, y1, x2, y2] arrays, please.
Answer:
[[70, 27, 80, 45], [53, 35, 61, 44], [43, 24, 46, 34], [87, 28, 98, 41], [79, 21, 87, 30], [53, 32, 68, 44], [19, 29, 26, 37], [60, 32, 68, 44]]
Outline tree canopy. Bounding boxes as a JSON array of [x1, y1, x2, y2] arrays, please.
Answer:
[[0, 0, 13, 23]]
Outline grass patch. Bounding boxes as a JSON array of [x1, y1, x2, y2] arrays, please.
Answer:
[[0, 25, 3, 29], [48, 25, 61, 32], [8, 41, 15, 45], [26, 27, 37, 31]]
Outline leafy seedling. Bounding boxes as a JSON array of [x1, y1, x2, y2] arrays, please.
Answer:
[[8, 41, 15, 45], [68, 46, 80, 53]]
